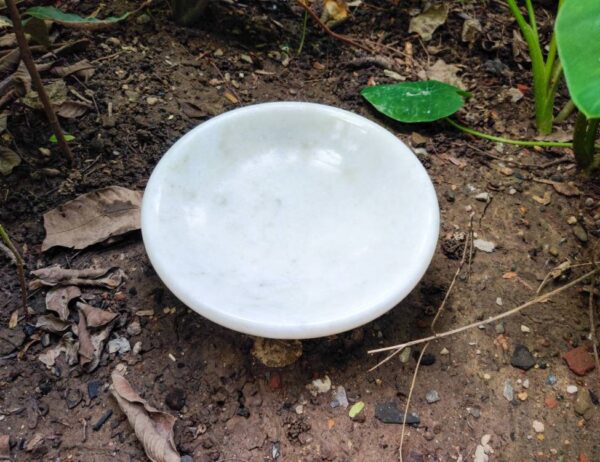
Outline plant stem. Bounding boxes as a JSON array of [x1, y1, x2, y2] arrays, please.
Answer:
[[297, 10, 308, 55], [0, 225, 28, 321], [5, 0, 74, 165], [555, 99, 575, 123], [573, 113, 600, 170], [446, 118, 573, 148]]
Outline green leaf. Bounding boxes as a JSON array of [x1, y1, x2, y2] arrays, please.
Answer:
[[361, 80, 470, 123], [24, 6, 132, 30], [556, 0, 600, 119], [348, 401, 365, 419], [49, 134, 75, 143]]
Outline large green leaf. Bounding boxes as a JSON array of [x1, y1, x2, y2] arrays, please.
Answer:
[[556, 0, 600, 119], [24, 6, 133, 30], [361, 80, 470, 123]]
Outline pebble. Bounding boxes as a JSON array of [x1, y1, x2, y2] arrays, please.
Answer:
[[307, 376, 331, 396], [135, 13, 151, 24], [503, 380, 514, 401], [495, 297, 503, 306], [133, 341, 143, 355], [469, 407, 481, 418], [399, 347, 412, 363], [330, 385, 349, 409], [444, 190, 455, 202], [517, 391, 528, 401], [108, 337, 131, 355], [508, 187, 517, 195], [584, 197, 595, 208], [572, 224, 588, 243], [563, 346, 596, 376], [146, 96, 159, 106], [475, 192, 491, 202], [440, 347, 449, 355], [574, 389, 592, 416], [474, 434, 492, 462], [87, 380, 102, 400], [567, 216, 578, 225], [532, 420, 545, 433], [520, 324, 531, 333], [423, 431, 434, 441], [295, 404, 304, 415], [523, 379, 530, 389], [239, 54, 253, 64], [511, 344, 536, 370], [213, 48, 224, 57], [375, 402, 420, 426], [127, 320, 142, 336], [425, 390, 440, 404], [165, 388, 186, 411], [92, 409, 113, 431], [546, 374, 557, 385], [566, 385, 578, 395], [495, 322, 505, 334], [544, 397, 558, 409], [474, 239, 496, 253]]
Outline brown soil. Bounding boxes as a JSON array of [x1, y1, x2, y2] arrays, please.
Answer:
[[1, 0, 599, 461]]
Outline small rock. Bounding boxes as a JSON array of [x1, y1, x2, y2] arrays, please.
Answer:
[[503, 380, 514, 401], [107, 337, 131, 355], [66, 388, 82, 409], [375, 402, 420, 426], [399, 347, 412, 363], [87, 380, 102, 400], [475, 192, 491, 202], [469, 407, 481, 418], [508, 187, 517, 195], [474, 239, 496, 253], [495, 297, 503, 306], [532, 420, 544, 433], [295, 404, 304, 415], [213, 48, 224, 57], [511, 344, 536, 370], [127, 320, 142, 336], [544, 397, 558, 409], [331, 385, 349, 408], [574, 389, 592, 416], [383, 69, 405, 81], [563, 346, 595, 376], [523, 379, 530, 389], [106, 37, 121, 47], [499, 166, 514, 176], [146, 96, 159, 106], [520, 325, 531, 333], [439, 347, 449, 355], [425, 390, 440, 404], [423, 431, 434, 441], [572, 224, 588, 243], [165, 388, 186, 411], [546, 374, 557, 385], [495, 322, 505, 334], [410, 132, 428, 147], [566, 385, 578, 395], [444, 190, 455, 203], [306, 376, 331, 396], [584, 197, 595, 208], [548, 246, 559, 257], [517, 391, 528, 401], [133, 341, 142, 355], [567, 216, 578, 225], [239, 54, 253, 64], [136, 13, 151, 24]]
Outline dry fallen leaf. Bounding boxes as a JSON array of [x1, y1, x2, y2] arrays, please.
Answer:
[[35, 314, 71, 333], [420, 59, 465, 90], [462, 17, 482, 43], [30, 265, 125, 290], [251, 338, 303, 367], [77, 313, 94, 367], [532, 190, 552, 206], [8, 310, 18, 329], [551, 181, 582, 197], [52, 59, 95, 81], [111, 372, 180, 462], [38, 333, 79, 368], [77, 301, 118, 327], [22, 80, 67, 109], [0, 146, 21, 176], [409, 3, 449, 42], [321, 0, 349, 28], [56, 101, 92, 119], [42, 186, 142, 251], [46, 286, 81, 321]]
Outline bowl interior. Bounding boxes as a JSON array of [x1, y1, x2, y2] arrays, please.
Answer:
[[142, 102, 439, 339]]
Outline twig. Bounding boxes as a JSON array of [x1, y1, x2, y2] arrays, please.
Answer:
[[369, 268, 600, 355], [398, 214, 472, 461], [295, 0, 373, 53], [469, 145, 573, 170], [0, 224, 28, 321], [5, 0, 74, 165]]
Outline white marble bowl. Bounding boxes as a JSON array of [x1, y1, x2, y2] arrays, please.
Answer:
[[142, 102, 439, 339]]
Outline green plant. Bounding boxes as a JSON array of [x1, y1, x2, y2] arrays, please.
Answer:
[[505, 0, 564, 135], [556, 0, 600, 170]]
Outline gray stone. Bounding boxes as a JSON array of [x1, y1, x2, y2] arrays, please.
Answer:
[[475, 192, 491, 202], [474, 239, 496, 253], [375, 402, 420, 426], [511, 344, 535, 370], [425, 390, 440, 404], [495, 322, 505, 334], [574, 389, 593, 416], [573, 224, 588, 243], [503, 380, 514, 401]]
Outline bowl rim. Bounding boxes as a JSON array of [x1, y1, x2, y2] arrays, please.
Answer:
[[142, 101, 440, 339]]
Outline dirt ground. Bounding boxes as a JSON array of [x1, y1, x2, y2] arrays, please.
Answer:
[[1, 0, 599, 461]]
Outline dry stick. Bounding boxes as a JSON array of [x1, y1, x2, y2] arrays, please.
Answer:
[[369, 268, 600, 355], [295, 0, 373, 54], [5, 0, 74, 165], [0, 225, 28, 321], [397, 214, 472, 462]]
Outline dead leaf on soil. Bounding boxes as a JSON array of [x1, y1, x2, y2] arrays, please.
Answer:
[[251, 338, 303, 367], [55, 100, 92, 119], [38, 332, 79, 368], [35, 314, 71, 333], [180, 100, 206, 119], [0, 15, 12, 29], [46, 286, 81, 321], [0, 33, 17, 48], [532, 190, 552, 206], [42, 185, 142, 251], [52, 59, 95, 81], [8, 311, 18, 329], [321, 0, 349, 28], [76, 301, 118, 327], [111, 371, 180, 462], [551, 181, 582, 197], [30, 265, 125, 290], [11, 62, 32, 97], [409, 3, 449, 42], [25, 433, 44, 452], [77, 313, 94, 366], [462, 17, 482, 43], [419, 59, 465, 89], [0, 434, 10, 460], [22, 79, 67, 109], [0, 48, 20, 74], [0, 146, 21, 176]]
